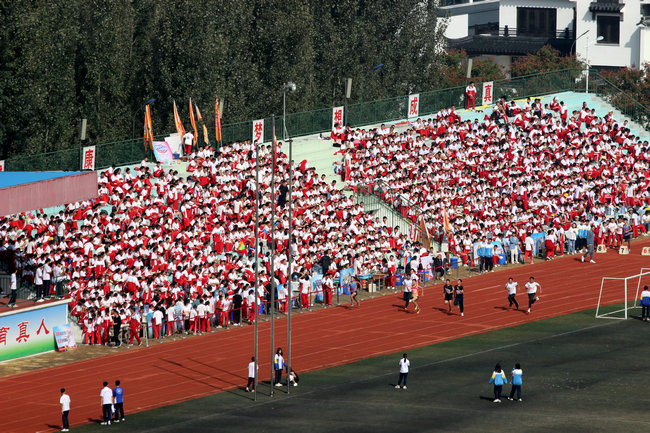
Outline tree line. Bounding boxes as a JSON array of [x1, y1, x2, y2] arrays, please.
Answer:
[[0, 0, 449, 159]]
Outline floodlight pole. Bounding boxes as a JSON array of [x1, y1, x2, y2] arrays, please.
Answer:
[[270, 115, 276, 396], [287, 134, 293, 395], [254, 135, 260, 402], [282, 82, 296, 394]]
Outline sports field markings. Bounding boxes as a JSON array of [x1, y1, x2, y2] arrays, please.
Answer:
[[287, 396, 650, 425], [136, 319, 623, 432], [471, 284, 500, 293]]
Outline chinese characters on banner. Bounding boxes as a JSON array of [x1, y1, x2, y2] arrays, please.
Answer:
[[0, 160, 4, 171], [0, 302, 66, 362], [0, 319, 50, 347], [408, 94, 420, 118], [252, 119, 264, 144], [482, 81, 494, 106], [81, 145, 96, 170], [332, 106, 344, 129]]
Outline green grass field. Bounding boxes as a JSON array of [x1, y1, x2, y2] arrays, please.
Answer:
[[72, 308, 650, 433]]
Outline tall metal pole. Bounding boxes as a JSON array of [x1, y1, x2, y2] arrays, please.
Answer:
[[283, 90, 286, 141], [254, 137, 260, 401], [270, 115, 276, 396], [287, 134, 293, 394]]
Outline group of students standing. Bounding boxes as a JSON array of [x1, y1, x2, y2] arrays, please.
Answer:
[[57, 380, 125, 431], [489, 363, 524, 402]]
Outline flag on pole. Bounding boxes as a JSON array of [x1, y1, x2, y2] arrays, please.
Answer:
[[144, 104, 154, 150], [443, 209, 450, 232], [195, 105, 209, 145], [189, 98, 198, 147], [215, 96, 222, 143], [173, 101, 186, 141]]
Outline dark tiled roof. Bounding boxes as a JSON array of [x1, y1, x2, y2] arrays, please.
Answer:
[[589, 1, 625, 13], [447, 36, 572, 56]]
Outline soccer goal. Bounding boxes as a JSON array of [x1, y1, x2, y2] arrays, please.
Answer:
[[595, 268, 650, 319]]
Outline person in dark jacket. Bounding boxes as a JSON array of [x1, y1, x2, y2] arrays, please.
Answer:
[[320, 251, 332, 275], [581, 224, 596, 263], [232, 290, 243, 325]]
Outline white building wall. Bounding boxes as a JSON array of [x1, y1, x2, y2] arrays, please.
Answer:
[[445, 13, 469, 39], [641, 26, 650, 67], [499, 0, 575, 31], [575, 1, 644, 69]]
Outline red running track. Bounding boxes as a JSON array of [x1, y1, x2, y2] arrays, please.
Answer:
[[2, 242, 650, 433]]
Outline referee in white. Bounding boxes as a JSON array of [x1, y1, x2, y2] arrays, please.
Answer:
[[395, 353, 410, 389], [524, 276, 541, 314]]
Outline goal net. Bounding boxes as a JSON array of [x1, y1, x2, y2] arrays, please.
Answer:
[[595, 268, 650, 319]]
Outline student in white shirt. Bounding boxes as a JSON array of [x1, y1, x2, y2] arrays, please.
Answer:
[[100, 381, 113, 425], [505, 277, 519, 310], [60, 388, 71, 431], [245, 356, 258, 392], [524, 276, 541, 314], [395, 353, 410, 389]]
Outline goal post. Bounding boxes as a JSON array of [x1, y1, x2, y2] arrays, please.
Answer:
[[595, 269, 650, 320]]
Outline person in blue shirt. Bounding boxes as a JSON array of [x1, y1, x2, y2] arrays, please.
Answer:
[[489, 363, 507, 402], [640, 286, 650, 322], [113, 380, 125, 422], [508, 363, 523, 401]]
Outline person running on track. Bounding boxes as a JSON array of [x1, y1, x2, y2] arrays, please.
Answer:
[[403, 273, 413, 310], [454, 279, 464, 317], [410, 271, 421, 314], [350, 279, 360, 307], [524, 276, 541, 314], [505, 277, 519, 310], [443, 279, 454, 313]]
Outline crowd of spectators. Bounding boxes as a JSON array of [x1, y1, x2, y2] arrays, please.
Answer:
[[2, 94, 650, 345], [0, 139, 425, 345], [341, 96, 650, 267]]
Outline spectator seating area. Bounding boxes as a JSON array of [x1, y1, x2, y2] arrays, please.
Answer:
[[1, 90, 649, 345]]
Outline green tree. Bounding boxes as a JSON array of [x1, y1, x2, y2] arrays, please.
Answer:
[[510, 45, 583, 77], [1, 1, 80, 158], [440, 50, 506, 88], [1, 0, 450, 160]]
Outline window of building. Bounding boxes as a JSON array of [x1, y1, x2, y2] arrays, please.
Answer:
[[597, 15, 620, 44], [516, 7, 557, 38]]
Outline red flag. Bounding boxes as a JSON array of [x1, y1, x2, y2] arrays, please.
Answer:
[[189, 98, 198, 147], [144, 104, 154, 150], [173, 101, 186, 142], [195, 105, 209, 145], [214, 96, 222, 143]]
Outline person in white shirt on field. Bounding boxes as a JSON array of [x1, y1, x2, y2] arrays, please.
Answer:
[[60, 388, 71, 431], [505, 277, 519, 310], [246, 356, 258, 392], [395, 353, 410, 389], [100, 381, 113, 425], [524, 276, 541, 314]]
